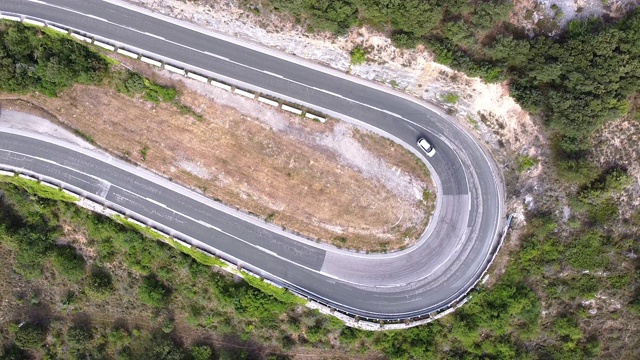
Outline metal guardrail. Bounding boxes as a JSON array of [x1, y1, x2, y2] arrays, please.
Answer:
[[0, 12, 511, 329]]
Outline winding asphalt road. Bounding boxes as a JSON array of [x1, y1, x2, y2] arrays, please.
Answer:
[[0, 0, 505, 321]]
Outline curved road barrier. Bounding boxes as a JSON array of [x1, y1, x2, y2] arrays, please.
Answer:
[[0, 0, 506, 327]]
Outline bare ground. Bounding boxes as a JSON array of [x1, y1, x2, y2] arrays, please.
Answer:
[[0, 57, 433, 252]]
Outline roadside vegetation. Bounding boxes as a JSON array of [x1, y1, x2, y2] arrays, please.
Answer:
[[0, 20, 434, 253], [2, 163, 637, 358], [255, 0, 640, 182], [1, 5, 640, 359]]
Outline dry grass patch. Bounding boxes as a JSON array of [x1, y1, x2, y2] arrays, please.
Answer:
[[0, 63, 433, 252]]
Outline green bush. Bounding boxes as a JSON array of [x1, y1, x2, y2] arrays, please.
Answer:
[[0, 22, 109, 96], [565, 231, 610, 271], [120, 72, 146, 95], [67, 326, 92, 348], [516, 155, 538, 173], [190, 345, 213, 360], [143, 79, 177, 103], [52, 245, 86, 281], [441, 92, 460, 104], [350, 46, 366, 65], [390, 32, 421, 49], [85, 266, 114, 299], [14, 323, 47, 350], [138, 275, 171, 307]]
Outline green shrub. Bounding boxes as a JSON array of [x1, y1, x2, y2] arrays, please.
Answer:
[[0, 22, 109, 96], [566, 274, 601, 299], [52, 245, 86, 281], [190, 345, 213, 360], [350, 47, 366, 65], [85, 266, 114, 299], [121, 72, 146, 95], [441, 92, 460, 104], [565, 232, 609, 271], [390, 32, 421, 49], [143, 79, 177, 103], [14, 323, 47, 350], [67, 326, 92, 348], [516, 155, 538, 173], [138, 275, 171, 307], [553, 316, 583, 350]]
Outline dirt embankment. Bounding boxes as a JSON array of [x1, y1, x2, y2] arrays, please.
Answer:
[[0, 57, 434, 252]]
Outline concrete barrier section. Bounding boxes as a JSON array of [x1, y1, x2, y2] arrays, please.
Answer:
[[233, 88, 256, 99], [187, 72, 208, 83], [305, 113, 327, 123], [47, 24, 69, 34], [94, 40, 116, 51], [258, 97, 278, 107], [210, 80, 232, 91], [23, 18, 45, 27], [0, 170, 15, 176], [141, 56, 162, 67], [164, 64, 186, 76], [282, 104, 303, 115], [117, 48, 139, 59], [0, 15, 22, 22]]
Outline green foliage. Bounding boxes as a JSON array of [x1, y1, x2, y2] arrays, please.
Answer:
[[0, 175, 78, 202], [303, 0, 359, 34], [0, 344, 27, 360], [441, 92, 460, 104], [117, 71, 177, 103], [52, 245, 86, 281], [85, 266, 114, 299], [120, 71, 146, 94], [553, 316, 583, 350], [139, 275, 171, 307], [350, 46, 366, 65], [516, 155, 538, 173], [112, 215, 227, 268], [0, 22, 108, 96], [66, 326, 92, 348], [242, 274, 306, 306], [573, 167, 630, 225], [14, 323, 47, 350], [565, 231, 610, 271], [572, 274, 601, 298], [190, 345, 213, 360], [143, 79, 177, 103], [138, 336, 186, 360], [390, 32, 421, 49]]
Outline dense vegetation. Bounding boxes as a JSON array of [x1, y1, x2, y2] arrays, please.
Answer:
[[257, 0, 640, 181], [2, 167, 638, 359], [1, 9, 639, 360], [0, 22, 109, 96]]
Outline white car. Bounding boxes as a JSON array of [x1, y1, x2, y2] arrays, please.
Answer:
[[417, 138, 436, 157]]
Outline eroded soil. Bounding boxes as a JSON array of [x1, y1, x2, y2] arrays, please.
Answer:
[[0, 59, 434, 252]]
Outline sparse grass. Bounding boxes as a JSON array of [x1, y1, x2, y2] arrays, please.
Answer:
[[139, 145, 150, 161], [0, 175, 77, 202], [441, 92, 460, 104], [516, 155, 538, 173], [242, 274, 307, 306]]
